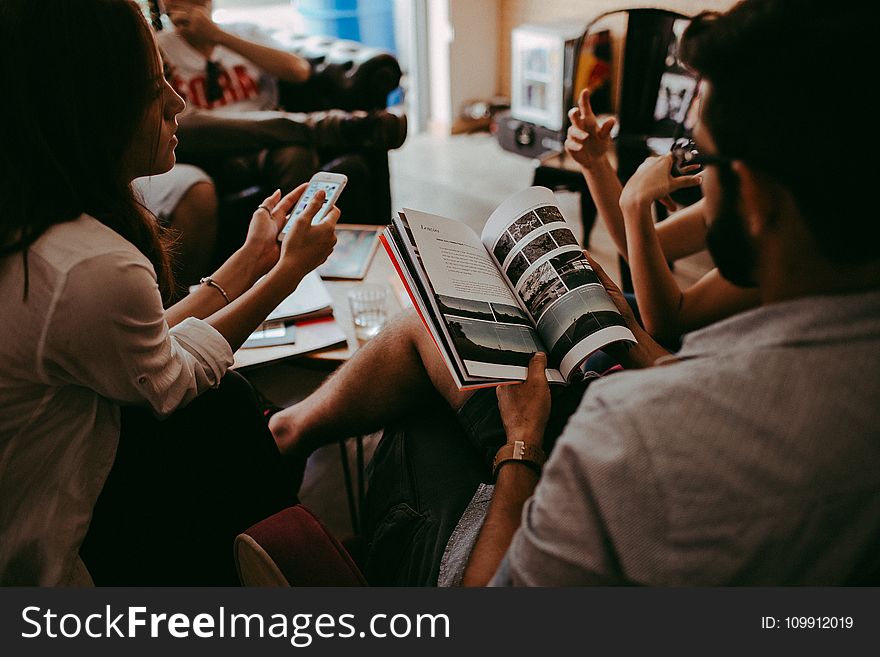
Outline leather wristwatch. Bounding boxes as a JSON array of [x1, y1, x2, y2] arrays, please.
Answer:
[[492, 440, 546, 478]]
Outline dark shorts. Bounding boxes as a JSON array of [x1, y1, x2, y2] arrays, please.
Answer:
[[459, 374, 599, 467], [361, 376, 596, 586]]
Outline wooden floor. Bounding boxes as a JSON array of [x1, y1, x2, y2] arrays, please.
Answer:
[[245, 130, 714, 539]]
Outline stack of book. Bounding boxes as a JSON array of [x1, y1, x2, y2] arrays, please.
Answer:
[[235, 271, 346, 368]]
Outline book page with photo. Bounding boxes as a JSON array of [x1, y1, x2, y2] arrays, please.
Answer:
[[481, 187, 636, 379], [390, 209, 566, 386]]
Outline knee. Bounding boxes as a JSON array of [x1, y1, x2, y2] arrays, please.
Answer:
[[267, 146, 319, 190], [168, 180, 218, 235], [178, 181, 218, 222], [398, 311, 429, 352], [367, 310, 423, 356], [270, 145, 318, 172]]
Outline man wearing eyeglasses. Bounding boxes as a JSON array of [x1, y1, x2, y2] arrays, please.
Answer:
[[270, 0, 880, 586]]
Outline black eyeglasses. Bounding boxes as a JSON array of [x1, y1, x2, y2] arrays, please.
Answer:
[[205, 60, 223, 104], [671, 137, 733, 170]]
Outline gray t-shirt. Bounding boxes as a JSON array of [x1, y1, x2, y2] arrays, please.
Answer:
[[480, 291, 880, 586]]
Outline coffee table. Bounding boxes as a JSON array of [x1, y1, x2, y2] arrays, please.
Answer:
[[233, 243, 407, 370], [306, 244, 407, 364]]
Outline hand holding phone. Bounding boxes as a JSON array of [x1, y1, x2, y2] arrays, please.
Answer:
[[278, 172, 347, 241]]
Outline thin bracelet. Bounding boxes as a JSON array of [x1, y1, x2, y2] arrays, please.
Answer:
[[200, 276, 230, 305]]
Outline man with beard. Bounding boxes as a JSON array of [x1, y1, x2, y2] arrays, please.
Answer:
[[268, 0, 880, 585]]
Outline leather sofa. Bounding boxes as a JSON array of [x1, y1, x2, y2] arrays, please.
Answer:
[[205, 30, 403, 268]]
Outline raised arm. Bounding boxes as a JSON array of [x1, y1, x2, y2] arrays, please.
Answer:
[[564, 88, 627, 257], [165, 188, 287, 327], [565, 91, 708, 265], [618, 157, 760, 339], [166, 3, 310, 83], [618, 155, 703, 341]]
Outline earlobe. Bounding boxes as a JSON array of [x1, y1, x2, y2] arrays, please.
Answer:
[[732, 160, 777, 237]]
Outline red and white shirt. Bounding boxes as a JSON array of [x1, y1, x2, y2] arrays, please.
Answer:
[[158, 23, 279, 112]]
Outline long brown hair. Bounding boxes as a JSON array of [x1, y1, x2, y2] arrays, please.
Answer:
[[0, 0, 174, 300]]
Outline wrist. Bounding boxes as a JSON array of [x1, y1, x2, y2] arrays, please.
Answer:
[[227, 247, 268, 287], [616, 328, 670, 369], [492, 440, 546, 479], [211, 27, 230, 47], [266, 261, 306, 293], [580, 154, 613, 174], [620, 192, 654, 219], [502, 430, 544, 447], [620, 190, 646, 210]]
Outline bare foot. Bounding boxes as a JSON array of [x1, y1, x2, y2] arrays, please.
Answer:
[[268, 405, 309, 458]]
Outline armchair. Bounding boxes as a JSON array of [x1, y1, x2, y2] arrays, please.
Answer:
[[207, 30, 403, 268], [235, 505, 367, 586]]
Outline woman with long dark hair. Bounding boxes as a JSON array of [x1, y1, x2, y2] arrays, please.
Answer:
[[0, 0, 338, 585]]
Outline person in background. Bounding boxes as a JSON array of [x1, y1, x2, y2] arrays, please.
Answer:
[[153, 0, 406, 198], [133, 164, 218, 298], [565, 87, 758, 345], [0, 0, 338, 585]]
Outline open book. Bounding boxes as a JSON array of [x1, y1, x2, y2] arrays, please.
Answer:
[[381, 186, 636, 389]]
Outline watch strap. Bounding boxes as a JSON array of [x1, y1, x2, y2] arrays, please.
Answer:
[[492, 440, 546, 478]]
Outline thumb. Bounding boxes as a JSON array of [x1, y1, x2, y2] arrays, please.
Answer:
[[659, 195, 677, 212], [528, 352, 548, 382], [599, 116, 616, 139], [288, 190, 324, 240], [583, 251, 615, 290]]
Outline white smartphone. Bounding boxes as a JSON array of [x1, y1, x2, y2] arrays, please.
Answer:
[[277, 171, 348, 240]]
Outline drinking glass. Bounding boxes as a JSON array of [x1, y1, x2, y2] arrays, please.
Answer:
[[348, 284, 388, 341]]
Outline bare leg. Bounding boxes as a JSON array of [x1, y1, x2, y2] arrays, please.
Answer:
[[269, 312, 472, 457], [166, 181, 218, 294]]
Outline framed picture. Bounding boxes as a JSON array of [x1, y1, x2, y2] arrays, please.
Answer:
[[318, 225, 384, 280]]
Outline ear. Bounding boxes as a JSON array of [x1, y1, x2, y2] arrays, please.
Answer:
[[731, 161, 785, 238]]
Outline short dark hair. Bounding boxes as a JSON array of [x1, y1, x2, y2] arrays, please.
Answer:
[[681, 0, 873, 264], [0, 0, 174, 299]]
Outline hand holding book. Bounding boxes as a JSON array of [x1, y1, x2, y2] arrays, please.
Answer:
[[583, 251, 674, 369], [382, 186, 637, 389]]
